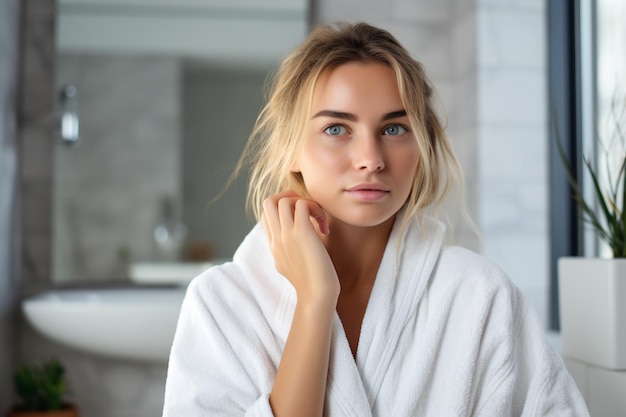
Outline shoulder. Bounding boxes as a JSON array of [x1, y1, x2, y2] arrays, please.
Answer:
[[180, 224, 291, 331], [437, 245, 515, 291], [184, 223, 278, 308], [178, 262, 258, 326], [430, 245, 523, 320], [185, 261, 245, 304]]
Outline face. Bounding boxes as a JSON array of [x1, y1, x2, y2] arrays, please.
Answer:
[[292, 62, 419, 228]]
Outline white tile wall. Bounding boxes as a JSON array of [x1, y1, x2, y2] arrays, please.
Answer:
[[451, 10, 477, 76], [564, 357, 626, 417], [391, 0, 453, 24], [476, 1, 549, 325], [478, 8, 546, 68], [478, 0, 544, 11], [479, 70, 546, 124], [479, 125, 546, 181]]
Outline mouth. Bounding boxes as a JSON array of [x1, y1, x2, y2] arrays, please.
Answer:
[[347, 183, 390, 192], [346, 184, 390, 201]]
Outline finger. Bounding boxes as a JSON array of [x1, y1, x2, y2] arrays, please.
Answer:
[[273, 190, 302, 200], [278, 196, 297, 231], [295, 199, 329, 236], [262, 197, 282, 242], [261, 211, 272, 243]]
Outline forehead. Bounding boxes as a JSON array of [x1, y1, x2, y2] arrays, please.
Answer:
[[311, 62, 403, 114]]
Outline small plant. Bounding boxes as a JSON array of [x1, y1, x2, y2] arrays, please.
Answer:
[[13, 359, 69, 411], [555, 95, 626, 258]]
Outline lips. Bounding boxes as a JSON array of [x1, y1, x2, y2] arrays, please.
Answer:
[[346, 183, 390, 201]]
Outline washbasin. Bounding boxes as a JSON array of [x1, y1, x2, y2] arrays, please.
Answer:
[[22, 287, 187, 363], [129, 261, 225, 286]]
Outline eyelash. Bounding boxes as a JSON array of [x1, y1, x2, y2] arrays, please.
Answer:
[[382, 124, 410, 136], [322, 123, 411, 137]]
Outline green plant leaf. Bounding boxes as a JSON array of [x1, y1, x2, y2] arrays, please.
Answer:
[[552, 93, 626, 257], [13, 359, 67, 411]]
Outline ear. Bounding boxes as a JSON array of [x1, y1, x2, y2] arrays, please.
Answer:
[[290, 160, 301, 173]]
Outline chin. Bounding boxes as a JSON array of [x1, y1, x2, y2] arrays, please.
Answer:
[[328, 207, 398, 229]]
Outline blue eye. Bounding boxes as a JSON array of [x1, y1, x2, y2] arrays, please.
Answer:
[[383, 124, 407, 136], [324, 125, 348, 136]]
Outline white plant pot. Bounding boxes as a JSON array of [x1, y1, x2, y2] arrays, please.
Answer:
[[558, 257, 626, 370]]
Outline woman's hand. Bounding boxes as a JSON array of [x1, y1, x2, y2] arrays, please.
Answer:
[[263, 191, 339, 417], [262, 191, 340, 306]]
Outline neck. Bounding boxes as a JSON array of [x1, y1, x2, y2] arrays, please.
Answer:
[[323, 216, 395, 291]]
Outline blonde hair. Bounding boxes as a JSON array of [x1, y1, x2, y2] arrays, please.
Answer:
[[234, 22, 468, 239]]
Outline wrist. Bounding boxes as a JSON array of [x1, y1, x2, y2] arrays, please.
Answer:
[[296, 292, 338, 317]]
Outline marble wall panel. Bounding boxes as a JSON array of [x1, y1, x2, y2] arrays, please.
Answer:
[[0, 0, 20, 409], [19, 0, 56, 294], [181, 67, 265, 260], [53, 55, 181, 283]]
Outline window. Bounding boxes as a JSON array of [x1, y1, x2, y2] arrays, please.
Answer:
[[549, 0, 625, 329]]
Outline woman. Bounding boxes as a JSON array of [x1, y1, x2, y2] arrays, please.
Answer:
[[163, 22, 589, 417]]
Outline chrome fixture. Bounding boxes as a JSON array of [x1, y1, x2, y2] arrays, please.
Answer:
[[58, 84, 79, 146]]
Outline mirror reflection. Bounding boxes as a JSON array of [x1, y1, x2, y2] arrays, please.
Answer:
[[52, 0, 308, 284]]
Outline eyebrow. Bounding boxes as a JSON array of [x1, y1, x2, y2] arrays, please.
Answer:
[[312, 109, 407, 122]]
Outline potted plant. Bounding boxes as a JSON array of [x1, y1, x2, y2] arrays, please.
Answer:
[[556, 96, 626, 370], [7, 358, 79, 417]]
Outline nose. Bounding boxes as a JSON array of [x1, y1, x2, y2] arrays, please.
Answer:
[[353, 134, 385, 172]]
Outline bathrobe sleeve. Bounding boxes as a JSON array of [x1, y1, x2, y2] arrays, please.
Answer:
[[378, 245, 589, 417], [469, 271, 589, 416], [162, 269, 279, 417]]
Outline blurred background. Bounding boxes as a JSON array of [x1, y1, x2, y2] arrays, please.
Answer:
[[1, 0, 624, 416]]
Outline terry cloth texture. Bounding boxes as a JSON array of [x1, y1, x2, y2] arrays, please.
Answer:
[[163, 216, 589, 417]]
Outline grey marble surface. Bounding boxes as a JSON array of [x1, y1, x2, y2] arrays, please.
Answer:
[[53, 54, 181, 284], [19, 0, 56, 290], [0, 0, 20, 410]]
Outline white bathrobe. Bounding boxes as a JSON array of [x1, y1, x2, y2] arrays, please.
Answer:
[[163, 216, 589, 416]]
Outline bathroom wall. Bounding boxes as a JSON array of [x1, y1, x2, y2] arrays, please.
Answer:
[[14, 0, 550, 415], [52, 58, 266, 280], [53, 54, 181, 283], [0, 0, 20, 408], [473, 0, 549, 324], [19, 0, 56, 296], [182, 65, 267, 260]]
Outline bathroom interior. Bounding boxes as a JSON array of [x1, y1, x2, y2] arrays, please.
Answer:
[[1, 0, 625, 416]]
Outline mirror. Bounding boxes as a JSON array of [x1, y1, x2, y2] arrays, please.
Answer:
[[52, 0, 308, 284]]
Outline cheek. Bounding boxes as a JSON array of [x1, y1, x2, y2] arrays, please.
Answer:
[[395, 146, 420, 175], [396, 149, 420, 197], [300, 143, 343, 177]]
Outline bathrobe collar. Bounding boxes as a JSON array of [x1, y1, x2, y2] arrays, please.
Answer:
[[234, 212, 445, 416]]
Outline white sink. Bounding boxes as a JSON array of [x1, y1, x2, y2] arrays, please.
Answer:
[[128, 260, 227, 286], [22, 287, 187, 363]]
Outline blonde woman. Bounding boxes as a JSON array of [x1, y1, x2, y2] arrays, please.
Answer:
[[163, 23, 588, 417]]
